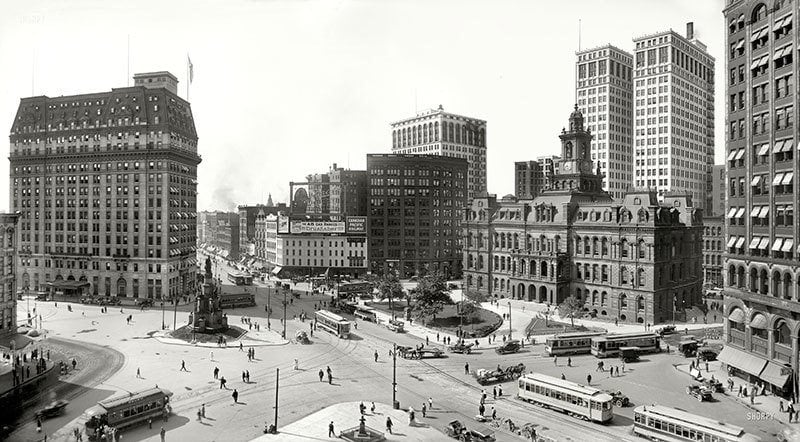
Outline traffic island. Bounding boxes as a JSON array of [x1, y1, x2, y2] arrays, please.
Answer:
[[339, 415, 386, 442], [168, 324, 246, 344]]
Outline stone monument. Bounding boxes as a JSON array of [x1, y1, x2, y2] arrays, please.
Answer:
[[189, 256, 228, 333]]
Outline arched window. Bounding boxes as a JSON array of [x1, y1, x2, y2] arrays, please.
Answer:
[[783, 273, 793, 300], [601, 265, 608, 282], [455, 124, 461, 143], [621, 267, 629, 284], [392, 130, 396, 148], [619, 294, 628, 309], [448, 122, 454, 141], [541, 261, 548, 277], [592, 290, 598, 305], [576, 263, 582, 279], [477, 255, 484, 269], [638, 268, 646, 286], [601, 291, 608, 306], [592, 237, 599, 255], [601, 237, 608, 256], [434, 122, 440, 141], [412, 126, 417, 145], [751, 3, 767, 23], [592, 264, 599, 281], [636, 296, 645, 311], [638, 239, 646, 258], [620, 238, 629, 258], [423, 123, 428, 144], [776, 319, 791, 345]]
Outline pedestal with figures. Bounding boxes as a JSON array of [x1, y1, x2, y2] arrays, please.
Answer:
[[189, 257, 229, 333], [339, 415, 385, 442]]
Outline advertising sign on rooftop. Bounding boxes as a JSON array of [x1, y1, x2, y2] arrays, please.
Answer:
[[346, 216, 367, 234], [290, 221, 345, 234]]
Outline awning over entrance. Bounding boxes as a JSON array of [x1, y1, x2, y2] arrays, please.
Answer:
[[760, 361, 792, 388], [271, 266, 283, 275], [717, 346, 767, 377]]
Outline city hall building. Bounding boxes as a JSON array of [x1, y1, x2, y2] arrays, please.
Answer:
[[8, 72, 200, 300], [462, 107, 704, 325]]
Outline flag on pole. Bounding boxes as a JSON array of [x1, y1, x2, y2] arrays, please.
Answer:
[[187, 54, 194, 84]]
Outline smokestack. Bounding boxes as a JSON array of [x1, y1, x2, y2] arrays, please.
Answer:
[[686, 22, 694, 40]]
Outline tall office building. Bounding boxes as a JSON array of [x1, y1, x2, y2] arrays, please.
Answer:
[[300, 164, 367, 218], [0, 214, 19, 340], [9, 72, 200, 300], [367, 154, 467, 278], [721, 1, 798, 398], [514, 155, 561, 199], [632, 23, 715, 211], [576, 45, 635, 199], [710, 164, 726, 217], [390, 105, 486, 200]]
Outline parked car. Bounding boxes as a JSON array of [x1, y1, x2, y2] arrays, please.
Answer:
[[495, 339, 521, 355], [686, 385, 713, 402], [604, 390, 630, 407], [449, 342, 474, 354], [656, 325, 677, 336], [386, 319, 405, 333]]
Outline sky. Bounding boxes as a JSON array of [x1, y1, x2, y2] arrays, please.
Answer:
[[0, 0, 727, 212]]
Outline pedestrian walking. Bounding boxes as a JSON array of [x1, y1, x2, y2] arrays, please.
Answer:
[[780, 400, 785, 412], [788, 403, 796, 422], [492, 386, 497, 400], [242, 371, 246, 382], [136, 368, 141, 378], [426, 336, 429, 345], [328, 421, 335, 437], [328, 371, 333, 384], [738, 385, 742, 397], [319, 369, 324, 382], [160, 426, 166, 442], [374, 350, 378, 362], [422, 402, 427, 417], [371, 402, 375, 414], [246, 370, 250, 383], [220, 376, 227, 389], [386, 417, 393, 434], [214, 366, 219, 379], [567, 357, 571, 367], [478, 403, 485, 416], [202, 404, 206, 418], [498, 385, 503, 396], [180, 360, 188, 372], [465, 362, 470, 374], [705, 362, 709, 372], [197, 409, 202, 422], [561, 373, 566, 380], [492, 406, 497, 420], [622, 362, 625, 373], [294, 358, 299, 370], [232, 389, 239, 403], [429, 397, 433, 409], [210, 351, 214, 361], [554, 356, 558, 366], [587, 374, 592, 385]]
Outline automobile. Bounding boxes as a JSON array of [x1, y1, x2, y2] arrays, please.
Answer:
[[35, 292, 48, 301], [701, 377, 724, 393], [619, 346, 641, 363], [295, 330, 310, 344], [136, 299, 154, 308], [495, 339, 521, 355], [656, 325, 677, 336], [35, 399, 69, 419], [604, 390, 630, 407], [386, 319, 405, 333], [678, 338, 699, 357], [697, 347, 718, 361], [686, 384, 713, 402], [444, 420, 495, 442], [448, 342, 474, 354]]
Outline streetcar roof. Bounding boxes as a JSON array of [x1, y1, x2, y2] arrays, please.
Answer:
[[521, 373, 613, 401], [315, 310, 347, 322], [633, 405, 753, 439], [592, 332, 658, 341], [548, 331, 606, 339], [98, 387, 173, 410]]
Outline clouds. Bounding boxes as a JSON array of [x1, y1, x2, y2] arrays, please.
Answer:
[[0, 0, 725, 211]]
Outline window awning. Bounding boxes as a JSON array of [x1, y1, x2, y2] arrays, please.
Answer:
[[735, 237, 746, 248], [773, 140, 786, 153], [727, 150, 738, 161], [750, 206, 762, 217], [774, 47, 787, 60], [717, 346, 767, 377], [750, 313, 768, 328], [751, 176, 762, 186], [728, 308, 745, 323], [773, 173, 786, 185], [780, 139, 794, 152], [759, 54, 771, 66], [750, 57, 762, 70], [760, 361, 792, 388], [781, 172, 794, 185], [782, 239, 794, 253], [749, 237, 761, 249], [751, 27, 767, 42], [784, 15, 793, 28], [727, 207, 738, 219], [758, 206, 770, 218], [775, 16, 788, 28], [735, 39, 745, 50], [758, 237, 770, 249], [735, 207, 746, 218], [772, 238, 785, 251], [735, 149, 746, 160], [757, 143, 771, 155]]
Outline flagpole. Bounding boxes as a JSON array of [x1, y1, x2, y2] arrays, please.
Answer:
[[187, 56, 190, 101]]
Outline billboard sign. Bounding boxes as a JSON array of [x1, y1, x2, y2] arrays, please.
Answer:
[[346, 216, 367, 234], [290, 221, 345, 234], [277, 215, 290, 233]]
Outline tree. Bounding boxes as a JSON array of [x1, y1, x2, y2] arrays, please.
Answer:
[[457, 300, 479, 324], [410, 272, 452, 323], [368, 274, 404, 319], [558, 296, 585, 327], [462, 288, 488, 305]]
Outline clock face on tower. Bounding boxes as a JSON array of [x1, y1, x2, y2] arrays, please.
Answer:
[[563, 163, 571, 171]]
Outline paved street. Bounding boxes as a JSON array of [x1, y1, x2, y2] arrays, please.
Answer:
[[7, 258, 787, 441]]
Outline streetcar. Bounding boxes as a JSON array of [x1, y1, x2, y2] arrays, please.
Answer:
[[219, 292, 256, 309], [632, 404, 761, 442], [517, 372, 614, 423], [315, 310, 351, 338], [84, 387, 173, 439], [591, 332, 660, 358], [354, 305, 378, 322], [227, 272, 253, 286], [544, 331, 607, 356]]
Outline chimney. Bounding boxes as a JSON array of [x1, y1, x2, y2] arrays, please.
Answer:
[[686, 22, 694, 40]]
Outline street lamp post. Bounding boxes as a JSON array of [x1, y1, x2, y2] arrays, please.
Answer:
[[507, 301, 512, 339], [282, 288, 288, 339], [392, 343, 398, 409]]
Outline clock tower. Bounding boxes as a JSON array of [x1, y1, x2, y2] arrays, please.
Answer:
[[549, 105, 605, 194]]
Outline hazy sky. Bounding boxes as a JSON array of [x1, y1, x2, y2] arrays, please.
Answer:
[[0, 0, 726, 211]]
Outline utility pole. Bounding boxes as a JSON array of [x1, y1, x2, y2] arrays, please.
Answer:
[[392, 343, 398, 409], [507, 301, 512, 339], [173, 298, 178, 330], [282, 288, 288, 339], [274, 368, 280, 432]]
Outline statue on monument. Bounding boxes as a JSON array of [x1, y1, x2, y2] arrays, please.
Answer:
[[205, 256, 212, 277]]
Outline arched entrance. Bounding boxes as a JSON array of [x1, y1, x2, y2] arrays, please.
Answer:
[[538, 286, 547, 303], [117, 277, 127, 297], [518, 283, 525, 300], [528, 284, 535, 302]]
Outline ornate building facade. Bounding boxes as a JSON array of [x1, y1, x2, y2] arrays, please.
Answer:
[[462, 107, 704, 325], [9, 72, 200, 300], [0, 214, 19, 342]]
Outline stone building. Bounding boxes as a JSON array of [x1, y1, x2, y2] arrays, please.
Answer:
[[462, 106, 703, 325], [702, 215, 724, 288], [0, 214, 19, 342]]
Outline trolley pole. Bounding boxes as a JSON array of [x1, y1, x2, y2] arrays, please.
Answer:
[[274, 368, 280, 432], [392, 343, 398, 409]]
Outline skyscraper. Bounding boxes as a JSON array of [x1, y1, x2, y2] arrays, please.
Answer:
[[721, 1, 797, 399], [632, 23, 715, 211], [9, 71, 200, 300], [575, 45, 634, 199], [390, 105, 486, 200]]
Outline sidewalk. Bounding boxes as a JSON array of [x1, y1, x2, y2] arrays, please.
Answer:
[[673, 359, 800, 428], [251, 401, 448, 441]]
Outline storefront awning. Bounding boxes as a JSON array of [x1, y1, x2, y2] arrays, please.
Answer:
[[750, 313, 768, 328], [782, 172, 794, 185], [751, 176, 762, 186], [717, 346, 767, 377], [779, 139, 794, 152], [773, 140, 786, 153], [773, 173, 785, 186], [734, 149, 746, 160], [728, 308, 745, 323], [760, 362, 792, 388], [750, 206, 762, 217], [727, 150, 738, 161], [271, 266, 283, 275]]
